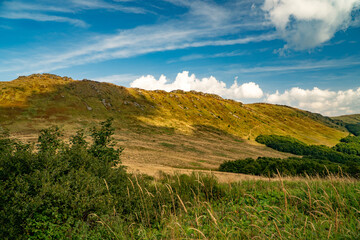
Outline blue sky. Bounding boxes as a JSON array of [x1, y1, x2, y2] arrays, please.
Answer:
[[1, 0, 360, 116]]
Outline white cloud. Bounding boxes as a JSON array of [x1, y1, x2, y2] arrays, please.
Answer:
[[0, 12, 88, 27], [236, 58, 360, 74], [0, 0, 145, 28], [0, 0, 275, 74], [266, 87, 360, 116], [68, 0, 145, 13], [262, 0, 360, 50], [130, 71, 263, 100], [2, 24, 276, 74], [3, 1, 73, 13]]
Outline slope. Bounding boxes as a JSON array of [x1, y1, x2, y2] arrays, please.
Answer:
[[0, 74, 349, 171], [333, 114, 360, 136]]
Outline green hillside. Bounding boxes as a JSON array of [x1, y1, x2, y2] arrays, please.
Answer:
[[0, 74, 348, 146], [333, 114, 360, 136], [333, 114, 360, 124]]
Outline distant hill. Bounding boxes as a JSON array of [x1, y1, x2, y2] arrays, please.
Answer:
[[333, 114, 360, 125], [333, 114, 360, 136], [0, 74, 348, 145]]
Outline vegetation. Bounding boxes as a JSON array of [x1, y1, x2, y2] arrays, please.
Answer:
[[219, 157, 347, 177], [2, 120, 360, 239], [255, 135, 360, 164], [345, 124, 360, 136], [332, 114, 360, 136], [333, 136, 360, 156], [0, 119, 126, 238], [0, 74, 348, 145], [220, 135, 360, 178]]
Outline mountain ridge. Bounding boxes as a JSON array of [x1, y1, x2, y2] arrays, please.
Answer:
[[0, 73, 348, 146]]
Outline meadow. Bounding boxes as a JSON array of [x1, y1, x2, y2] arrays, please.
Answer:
[[1, 119, 359, 239]]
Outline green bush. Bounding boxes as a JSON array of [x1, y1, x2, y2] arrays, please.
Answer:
[[333, 142, 360, 156], [0, 119, 127, 239], [346, 123, 360, 136], [340, 135, 360, 144], [255, 134, 360, 164], [219, 157, 346, 177]]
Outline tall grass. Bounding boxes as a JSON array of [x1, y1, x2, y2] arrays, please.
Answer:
[[91, 172, 360, 239], [1, 120, 359, 239]]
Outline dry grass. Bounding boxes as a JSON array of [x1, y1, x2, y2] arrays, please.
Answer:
[[333, 114, 360, 124], [0, 74, 353, 182], [1, 73, 348, 147]]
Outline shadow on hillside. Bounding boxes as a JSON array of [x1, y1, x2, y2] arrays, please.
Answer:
[[0, 79, 180, 134], [0, 78, 251, 142]]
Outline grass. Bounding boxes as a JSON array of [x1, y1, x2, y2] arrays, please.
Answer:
[[0, 74, 348, 146], [333, 114, 360, 125], [1, 117, 359, 239], [86, 173, 360, 239], [160, 142, 177, 149], [180, 144, 204, 153]]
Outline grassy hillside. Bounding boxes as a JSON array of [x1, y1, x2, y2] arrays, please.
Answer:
[[0, 74, 347, 144], [0, 74, 350, 172], [333, 114, 360, 136], [333, 114, 360, 124]]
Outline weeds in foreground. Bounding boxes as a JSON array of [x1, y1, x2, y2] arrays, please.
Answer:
[[96, 173, 360, 239], [1, 121, 359, 239]]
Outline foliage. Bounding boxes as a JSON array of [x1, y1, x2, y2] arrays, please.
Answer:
[[219, 157, 347, 177], [255, 135, 308, 155], [345, 123, 360, 136], [0, 118, 126, 239], [333, 142, 360, 156], [340, 135, 360, 144], [1, 121, 360, 239], [256, 134, 360, 164]]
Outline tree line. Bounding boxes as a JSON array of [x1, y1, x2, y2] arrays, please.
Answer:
[[219, 134, 360, 178]]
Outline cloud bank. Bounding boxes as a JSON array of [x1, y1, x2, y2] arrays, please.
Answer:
[[266, 87, 360, 116], [263, 0, 360, 50], [130, 71, 264, 100]]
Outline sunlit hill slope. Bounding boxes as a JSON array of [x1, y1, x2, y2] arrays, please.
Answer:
[[0, 74, 347, 145]]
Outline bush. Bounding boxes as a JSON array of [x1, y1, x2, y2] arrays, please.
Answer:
[[255, 134, 360, 164], [333, 142, 360, 156], [340, 135, 360, 144], [219, 157, 347, 177], [0, 118, 127, 239], [346, 123, 360, 136]]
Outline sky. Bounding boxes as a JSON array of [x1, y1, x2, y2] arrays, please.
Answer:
[[0, 0, 360, 116]]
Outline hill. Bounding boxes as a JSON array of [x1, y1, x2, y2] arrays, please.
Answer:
[[333, 114, 360, 125], [0, 74, 349, 172], [333, 114, 360, 136]]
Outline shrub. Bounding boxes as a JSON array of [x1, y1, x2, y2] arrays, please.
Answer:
[[0, 118, 127, 239], [255, 134, 360, 164], [219, 157, 346, 177]]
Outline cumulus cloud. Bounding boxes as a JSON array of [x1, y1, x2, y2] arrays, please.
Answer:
[[266, 87, 360, 116], [130, 71, 263, 100], [262, 0, 360, 50]]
